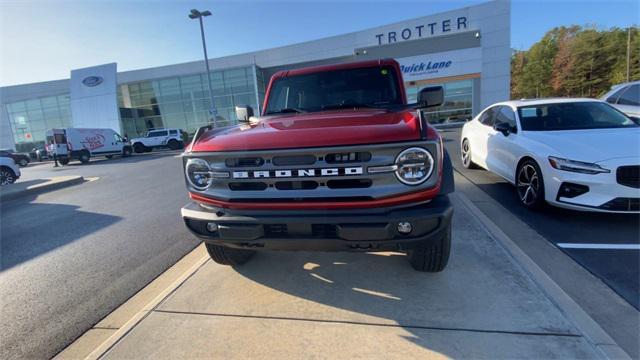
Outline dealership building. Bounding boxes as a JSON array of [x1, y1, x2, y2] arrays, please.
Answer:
[[0, 0, 510, 151]]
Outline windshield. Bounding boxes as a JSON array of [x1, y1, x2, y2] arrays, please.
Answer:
[[517, 102, 638, 131], [264, 65, 403, 115]]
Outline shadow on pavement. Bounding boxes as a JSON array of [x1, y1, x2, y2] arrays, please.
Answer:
[[0, 194, 121, 270], [3, 178, 48, 189]]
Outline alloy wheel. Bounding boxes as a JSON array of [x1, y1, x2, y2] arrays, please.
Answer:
[[461, 140, 471, 167], [1, 169, 15, 185], [517, 164, 539, 206]]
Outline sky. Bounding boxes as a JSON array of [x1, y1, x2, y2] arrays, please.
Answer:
[[0, 0, 638, 87]]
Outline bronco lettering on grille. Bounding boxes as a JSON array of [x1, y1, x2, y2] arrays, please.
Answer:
[[232, 167, 363, 179]]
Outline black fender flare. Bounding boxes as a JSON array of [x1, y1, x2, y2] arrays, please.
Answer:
[[440, 149, 455, 194]]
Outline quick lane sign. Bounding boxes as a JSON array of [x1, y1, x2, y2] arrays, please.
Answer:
[[397, 47, 482, 81]]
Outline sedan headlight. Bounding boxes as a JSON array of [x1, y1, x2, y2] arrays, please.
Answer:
[[395, 147, 435, 185], [186, 158, 213, 190], [548, 156, 610, 175]]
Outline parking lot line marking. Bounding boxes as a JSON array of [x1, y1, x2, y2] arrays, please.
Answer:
[[556, 243, 640, 250]]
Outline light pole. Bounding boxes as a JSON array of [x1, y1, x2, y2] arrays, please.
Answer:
[[189, 9, 217, 127]]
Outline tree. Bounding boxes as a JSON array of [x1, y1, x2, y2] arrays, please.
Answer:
[[511, 25, 639, 99], [550, 26, 580, 96]]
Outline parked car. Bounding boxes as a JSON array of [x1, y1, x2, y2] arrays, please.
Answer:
[[601, 81, 640, 119], [181, 59, 455, 272], [461, 98, 639, 213], [0, 149, 30, 167], [0, 156, 21, 185], [46, 128, 132, 165], [130, 128, 184, 153], [30, 146, 51, 162]]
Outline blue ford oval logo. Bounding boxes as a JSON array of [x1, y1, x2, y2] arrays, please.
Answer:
[[82, 76, 103, 87]]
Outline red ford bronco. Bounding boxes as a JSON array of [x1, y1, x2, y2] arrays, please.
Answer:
[[181, 59, 454, 272]]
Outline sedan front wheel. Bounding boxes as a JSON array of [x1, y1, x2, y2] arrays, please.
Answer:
[[461, 139, 478, 169], [516, 159, 546, 210]]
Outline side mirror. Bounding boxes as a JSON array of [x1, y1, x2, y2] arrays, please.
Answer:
[[605, 97, 616, 104], [235, 105, 254, 124], [417, 86, 444, 108], [494, 122, 512, 136]]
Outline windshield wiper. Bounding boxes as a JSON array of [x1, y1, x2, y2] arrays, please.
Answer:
[[320, 102, 383, 111], [265, 108, 306, 115]]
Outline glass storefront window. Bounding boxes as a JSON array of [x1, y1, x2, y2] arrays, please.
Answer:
[[118, 65, 260, 138], [4, 94, 72, 151], [406, 79, 474, 125], [5, 66, 262, 148]]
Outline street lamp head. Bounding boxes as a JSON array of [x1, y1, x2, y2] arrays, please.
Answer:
[[189, 9, 211, 19]]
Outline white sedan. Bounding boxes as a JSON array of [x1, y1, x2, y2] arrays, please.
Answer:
[[0, 156, 21, 185], [460, 98, 639, 213]]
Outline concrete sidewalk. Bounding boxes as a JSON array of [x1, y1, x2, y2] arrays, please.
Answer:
[[86, 193, 614, 359]]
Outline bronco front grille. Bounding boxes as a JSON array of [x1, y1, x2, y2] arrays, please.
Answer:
[[187, 142, 441, 203]]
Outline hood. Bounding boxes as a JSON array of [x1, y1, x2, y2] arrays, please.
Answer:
[[191, 109, 422, 152], [524, 127, 640, 163]]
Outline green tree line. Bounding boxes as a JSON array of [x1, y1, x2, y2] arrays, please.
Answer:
[[511, 26, 639, 99]]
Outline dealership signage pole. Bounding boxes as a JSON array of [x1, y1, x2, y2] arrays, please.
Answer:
[[189, 9, 217, 128]]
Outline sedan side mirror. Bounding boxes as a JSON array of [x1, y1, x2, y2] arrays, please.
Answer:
[[494, 122, 512, 136], [235, 105, 254, 124], [417, 86, 444, 108]]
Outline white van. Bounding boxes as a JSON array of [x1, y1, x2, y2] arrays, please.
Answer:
[[45, 128, 132, 165]]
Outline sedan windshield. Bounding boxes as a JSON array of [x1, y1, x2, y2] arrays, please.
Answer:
[[264, 65, 403, 115], [517, 102, 638, 131]]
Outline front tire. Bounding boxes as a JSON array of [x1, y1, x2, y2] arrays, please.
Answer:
[[167, 139, 180, 150], [133, 143, 145, 153], [0, 167, 17, 185], [461, 139, 478, 169], [516, 159, 546, 210], [407, 225, 451, 272], [18, 158, 28, 167], [205, 243, 255, 266], [122, 146, 132, 157], [58, 157, 70, 165]]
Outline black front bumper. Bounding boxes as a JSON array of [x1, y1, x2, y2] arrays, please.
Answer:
[[182, 195, 453, 252]]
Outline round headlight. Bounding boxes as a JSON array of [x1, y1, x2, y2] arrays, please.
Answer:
[[186, 158, 212, 190], [395, 147, 434, 185]]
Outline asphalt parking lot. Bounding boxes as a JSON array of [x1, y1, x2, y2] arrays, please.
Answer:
[[0, 150, 199, 359], [441, 127, 640, 311]]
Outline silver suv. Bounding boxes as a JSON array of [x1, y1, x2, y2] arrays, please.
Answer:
[[602, 81, 640, 119]]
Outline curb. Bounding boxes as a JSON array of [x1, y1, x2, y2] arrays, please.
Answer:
[[0, 176, 86, 201], [84, 249, 210, 360], [454, 192, 631, 360]]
